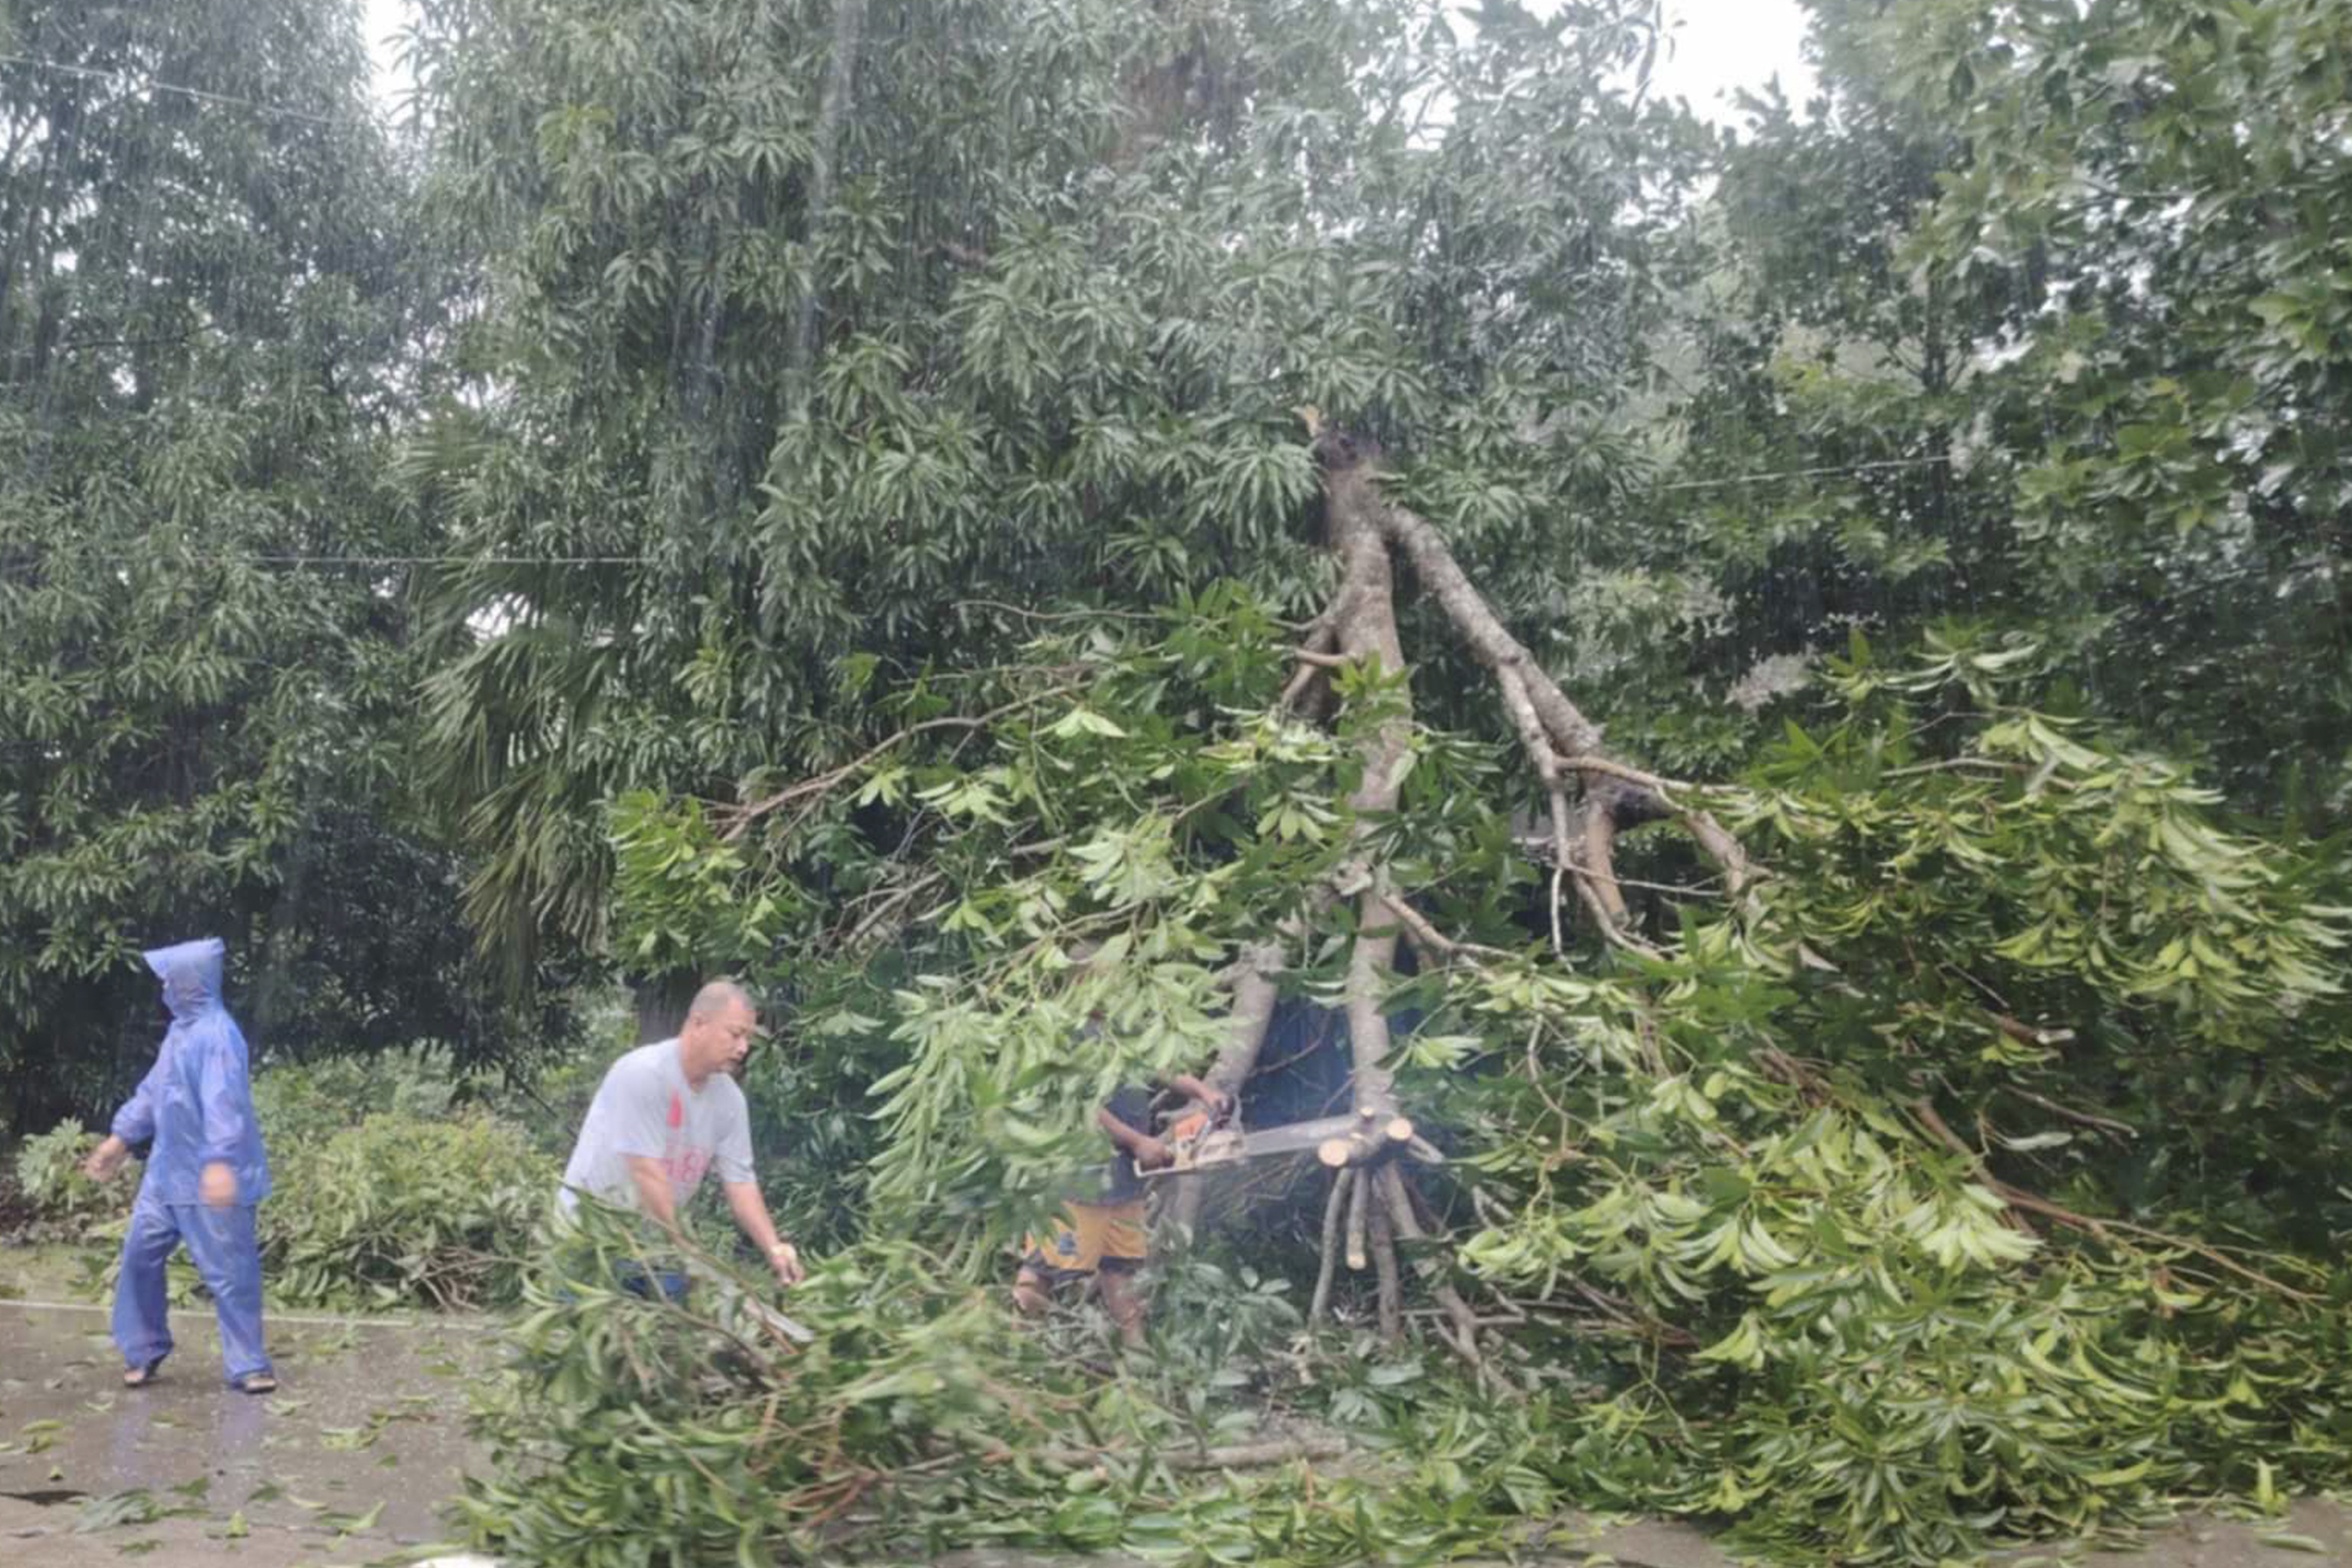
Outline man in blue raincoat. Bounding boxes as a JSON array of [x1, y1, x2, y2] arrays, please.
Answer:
[[81, 938, 277, 1393]]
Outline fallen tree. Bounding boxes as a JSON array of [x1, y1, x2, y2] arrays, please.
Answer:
[[552, 424, 2352, 1564], [702, 419, 1769, 1365]]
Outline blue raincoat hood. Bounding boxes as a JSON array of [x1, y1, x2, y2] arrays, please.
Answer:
[[111, 937, 270, 1206], [145, 938, 226, 1025]]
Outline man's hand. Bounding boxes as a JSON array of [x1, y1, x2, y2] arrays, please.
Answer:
[[766, 1239, 805, 1286], [1167, 1074, 1231, 1118], [82, 1136, 128, 1182], [1133, 1135, 1174, 1171], [198, 1161, 237, 1209]]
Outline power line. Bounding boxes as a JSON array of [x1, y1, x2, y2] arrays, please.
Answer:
[[7, 551, 651, 567], [8, 457, 1987, 571], [239, 554, 646, 566], [1651, 455, 1953, 493], [0, 52, 352, 129]]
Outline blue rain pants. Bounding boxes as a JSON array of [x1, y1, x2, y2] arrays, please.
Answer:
[[112, 1195, 272, 1385]]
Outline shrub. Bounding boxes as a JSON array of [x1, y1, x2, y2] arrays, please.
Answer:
[[262, 1112, 556, 1310], [250, 1042, 489, 1148], [9, 1119, 134, 1241], [28, 1048, 560, 1311]]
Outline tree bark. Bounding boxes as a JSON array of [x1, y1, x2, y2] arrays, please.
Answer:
[[1369, 1192, 1402, 1343], [789, 0, 868, 415], [634, 971, 700, 1043], [1309, 1168, 1349, 1325], [1293, 427, 1484, 1360], [1376, 1163, 1483, 1365], [1320, 429, 1754, 938], [1320, 432, 1411, 1127], [1170, 931, 1290, 1234]]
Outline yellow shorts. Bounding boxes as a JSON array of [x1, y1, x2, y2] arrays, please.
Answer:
[[1021, 1199, 1147, 1276]]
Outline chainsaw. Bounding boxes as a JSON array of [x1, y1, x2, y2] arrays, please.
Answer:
[[1142, 1104, 1438, 1178]]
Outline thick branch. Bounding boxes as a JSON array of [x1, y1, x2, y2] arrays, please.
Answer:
[[1172, 932, 1292, 1235], [1310, 1169, 1351, 1325], [1325, 456, 1409, 1117], [1345, 1165, 1369, 1272], [1681, 808, 1755, 902], [1369, 1193, 1402, 1343], [1379, 888, 1512, 967], [1342, 456, 1756, 907], [1910, 1101, 2313, 1303], [1279, 611, 1342, 711], [1377, 1164, 1482, 1365], [1495, 663, 1595, 945], [1553, 753, 1697, 796], [2002, 1084, 2130, 1137], [789, 0, 868, 412], [1369, 494, 1603, 757], [721, 683, 1083, 841], [1316, 1113, 1418, 1168], [978, 1433, 1349, 1472], [1574, 799, 1631, 927]]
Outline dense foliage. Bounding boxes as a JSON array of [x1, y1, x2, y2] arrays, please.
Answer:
[[13, 1050, 558, 1310], [9, 0, 2352, 1561], [1656, 0, 2352, 809], [9, 1118, 127, 1241], [404, 0, 1710, 1000], [0, 0, 521, 1132], [567, 589, 2352, 1563]]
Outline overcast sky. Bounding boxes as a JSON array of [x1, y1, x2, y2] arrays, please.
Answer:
[[1651, 0, 1816, 123], [362, 0, 1813, 128]]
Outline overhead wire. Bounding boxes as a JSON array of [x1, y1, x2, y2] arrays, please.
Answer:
[[0, 51, 352, 128], [10, 456, 1974, 570]]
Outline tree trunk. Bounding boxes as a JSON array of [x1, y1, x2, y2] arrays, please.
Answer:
[[1169, 932, 1288, 1235], [634, 971, 700, 1043], [789, 0, 868, 416], [1287, 427, 1484, 1360]]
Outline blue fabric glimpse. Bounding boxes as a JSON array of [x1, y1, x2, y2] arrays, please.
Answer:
[[110, 938, 271, 1206], [113, 1196, 272, 1382]]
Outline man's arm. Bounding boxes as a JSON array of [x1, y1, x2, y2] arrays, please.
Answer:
[[1164, 1074, 1230, 1114], [82, 1134, 132, 1183], [84, 1061, 165, 1182], [622, 1155, 681, 1231], [721, 1181, 804, 1285], [1098, 1105, 1171, 1170]]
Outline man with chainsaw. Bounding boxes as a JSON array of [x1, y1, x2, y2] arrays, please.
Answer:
[[1011, 1068, 1228, 1346]]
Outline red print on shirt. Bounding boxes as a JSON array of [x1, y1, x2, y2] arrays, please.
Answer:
[[660, 1089, 711, 1192]]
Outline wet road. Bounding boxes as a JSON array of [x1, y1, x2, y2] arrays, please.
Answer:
[[6, 1252, 2349, 1568], [1, 1269, 496, 1563]]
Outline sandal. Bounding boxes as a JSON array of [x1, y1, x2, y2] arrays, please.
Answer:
[[229, 1371, 278, 1395], [122, 1359, 164, 1389]]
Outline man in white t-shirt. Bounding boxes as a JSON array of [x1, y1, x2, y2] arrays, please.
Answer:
[[558, 978, 804, 1290]]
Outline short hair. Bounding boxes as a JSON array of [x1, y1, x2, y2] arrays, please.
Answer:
[[686, 978, 754, 1022]]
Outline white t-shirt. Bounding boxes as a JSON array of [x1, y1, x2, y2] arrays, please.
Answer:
[[557, 1039, 756, 1215]]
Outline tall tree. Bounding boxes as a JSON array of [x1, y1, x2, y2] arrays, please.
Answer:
[[438, 1, 2352, 1562], [406, 0, 1710, 1015], [1641, 0, 2352, 814], [0, 0, 488, 1128], [1907, 0, 2352, 808]]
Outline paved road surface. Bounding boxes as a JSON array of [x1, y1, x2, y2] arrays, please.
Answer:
[[5, 1267, 2347, 1568]]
